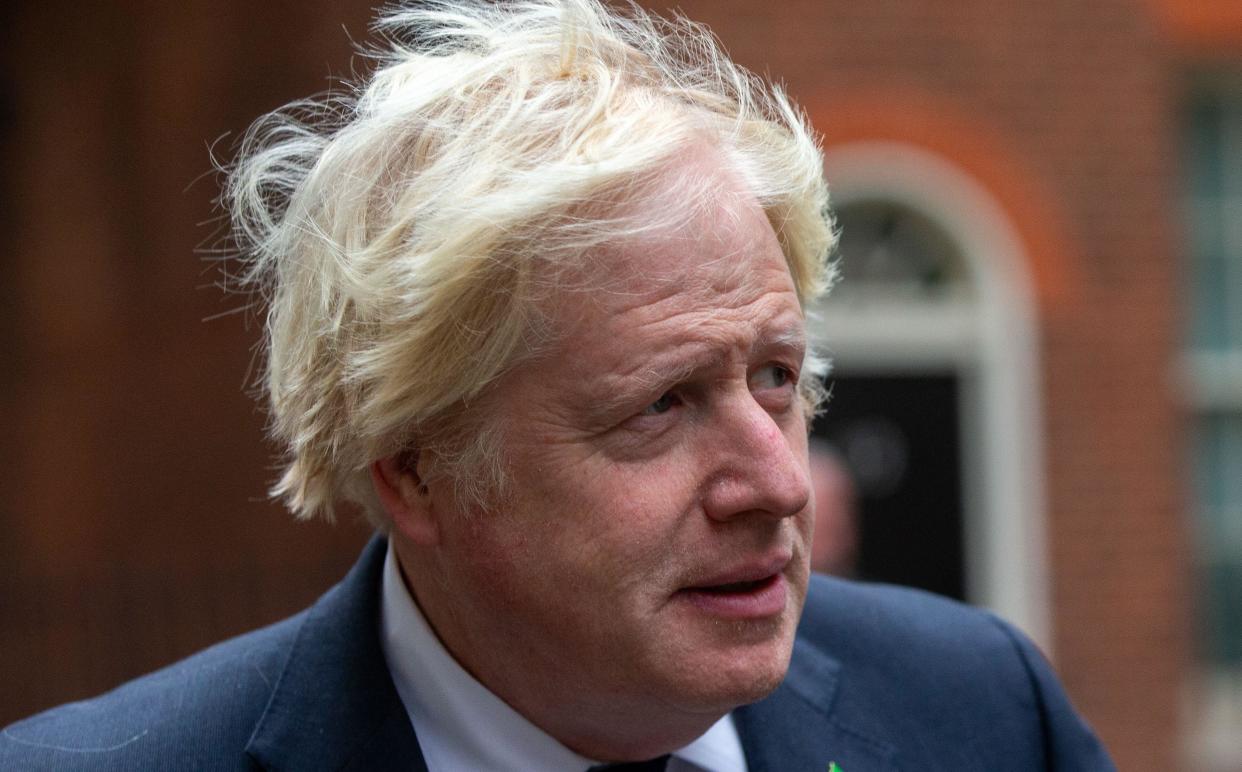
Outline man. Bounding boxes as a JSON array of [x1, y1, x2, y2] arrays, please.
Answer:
[[1, 1, 1115, 769]]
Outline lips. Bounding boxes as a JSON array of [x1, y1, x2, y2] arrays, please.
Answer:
[[676, 554, 791, 619]]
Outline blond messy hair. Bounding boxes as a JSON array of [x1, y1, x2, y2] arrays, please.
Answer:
[[226, 0, 836, 527]]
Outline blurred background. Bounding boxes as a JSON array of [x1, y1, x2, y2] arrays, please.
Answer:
[[2, 0, 1239, 768]]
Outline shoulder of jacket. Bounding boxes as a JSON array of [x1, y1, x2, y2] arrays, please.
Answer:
[[0, 610, 307, 770], [798, 574, 1033, 691]]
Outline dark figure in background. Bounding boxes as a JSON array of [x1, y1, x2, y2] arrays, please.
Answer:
[[809, 441, 860, 577]]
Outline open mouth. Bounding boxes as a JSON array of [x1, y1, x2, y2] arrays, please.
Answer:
[[694, 575, 778, 595], [677, 573, 787, 619]]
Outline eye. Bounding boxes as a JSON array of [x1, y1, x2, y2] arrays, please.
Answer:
[[642, 391, 679, 416], [750, 364, 795, 391]]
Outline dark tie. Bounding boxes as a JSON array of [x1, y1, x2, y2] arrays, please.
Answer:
[[588, 754, 671, 772]]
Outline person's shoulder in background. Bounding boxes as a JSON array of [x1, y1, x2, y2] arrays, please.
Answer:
[[0, 611, 304, 771], [796, 573, 1117, 770]]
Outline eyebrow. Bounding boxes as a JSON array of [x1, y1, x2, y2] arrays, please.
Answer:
[[586, 318, 807, 418], [756, 324, 808, 353]]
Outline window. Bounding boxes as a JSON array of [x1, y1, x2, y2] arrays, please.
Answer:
[[833, 199, 974, 303], [1182, 76, 1242, 766], [1184, 79, 1242, 665]]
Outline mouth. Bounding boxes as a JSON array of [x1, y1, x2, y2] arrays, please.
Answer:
[[692, 574, 779, 595], [675, 557, 790, 620]]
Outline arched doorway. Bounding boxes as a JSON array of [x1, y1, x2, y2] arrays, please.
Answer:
[[813, 142, 1051, 649]]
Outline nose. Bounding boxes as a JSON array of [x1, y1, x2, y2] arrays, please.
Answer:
[[700, 392, 811, 523]]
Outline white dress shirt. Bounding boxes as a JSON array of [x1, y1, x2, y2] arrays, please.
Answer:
[[379, 541, 749, 772]]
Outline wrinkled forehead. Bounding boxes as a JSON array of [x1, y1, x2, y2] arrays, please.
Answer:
[[553, 144, 784, 306]]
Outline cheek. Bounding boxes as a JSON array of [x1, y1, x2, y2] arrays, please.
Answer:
[[509, 459, 705, 594], [532, 442, 703, 518], [445, 517, 538, 595], [490, 428, 716, 582], [584, 457, 703, 530]]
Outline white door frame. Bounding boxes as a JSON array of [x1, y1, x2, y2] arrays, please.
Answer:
[[815, 141, 1052, 653]]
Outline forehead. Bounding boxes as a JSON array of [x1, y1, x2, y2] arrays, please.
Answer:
[[555, 147, 795, 321], [534, 155, 803, 379]]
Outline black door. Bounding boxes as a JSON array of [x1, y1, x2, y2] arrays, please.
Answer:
[[812, 374, 967, 601]]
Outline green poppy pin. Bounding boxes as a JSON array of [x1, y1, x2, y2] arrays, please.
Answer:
[[827, 764, 843, 772]]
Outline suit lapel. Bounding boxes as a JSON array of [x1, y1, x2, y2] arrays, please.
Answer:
[[734, 637, 899, 772], [245, 537, 428, 772]]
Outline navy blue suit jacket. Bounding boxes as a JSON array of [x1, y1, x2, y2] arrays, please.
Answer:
[[1, 537, 1115, 770]]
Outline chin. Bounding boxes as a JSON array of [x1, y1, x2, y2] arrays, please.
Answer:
[[726, 639, 795, 702], [665, 631, 797, 714]]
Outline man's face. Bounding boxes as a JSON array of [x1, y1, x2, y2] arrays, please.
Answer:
[[417, 150, 813, 748]]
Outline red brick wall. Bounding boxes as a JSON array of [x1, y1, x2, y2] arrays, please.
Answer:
[[0, 0, 376, 722]]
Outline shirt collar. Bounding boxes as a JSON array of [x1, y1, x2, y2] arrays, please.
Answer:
[[378, 541, 747, 772]]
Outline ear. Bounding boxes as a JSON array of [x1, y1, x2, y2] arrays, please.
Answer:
[[370, 451, 440, 546]]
